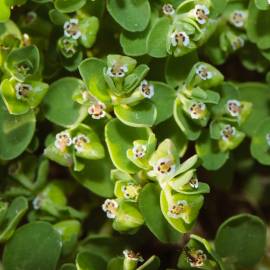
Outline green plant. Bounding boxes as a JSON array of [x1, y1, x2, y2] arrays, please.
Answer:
[[0, 0, 270, 269]]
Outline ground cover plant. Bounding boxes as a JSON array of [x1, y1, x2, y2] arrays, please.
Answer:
[[0, 0, 270, 269]]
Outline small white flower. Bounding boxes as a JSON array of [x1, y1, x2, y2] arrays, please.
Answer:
[[55, 131, 73, 151], [195, 65, 213, 80], [121, 183, 141, 200], [188, 102, 206, 119], [230, 11, 245, 28], [102, 199, 118, 219], [15, 83, 32, 100], [266, 133, 270, 146], [185, 249, 207, 267], [106, 61, 128, 78], [194, 4, 209, 25], [220, 124, 236, 141], [189, 177, 199, 189], [132, 144, 147, 159], [139, 80, 154, 99], [64, 18, 81, 40], [154, 157, 176, 176], [170, 31, 190, 47], [226, 99, 241, 117], [167, 200, 188, 219], [231, 36, 245, 50], [162, 4, 175, 16], [123, 250, 144, 262], [72, 134, 89, 153], [88, 102, 106, 119]]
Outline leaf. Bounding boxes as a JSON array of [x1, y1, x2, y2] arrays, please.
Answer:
[[114, 100, 157, 127], [0, 197, 28, 242], [54, 0, 86, 13], [0, 98, 36, 160], [139, 183, 180, 243], [147, 17, 170, 58], [238, 83, 270, 136], [250, 117, 270, 165], [71, 154, 114, 198], [150, 81, 176, 125], [215, 214, 267, 268], [3, 221, 62, 270], [78, 58, 111, 103], [195, 131, 229, 171], [105, 119, 150, 173], [76, 251, 107, 270], [43, 77, 88, 128], [107, 0, 151, 32], [165, 51, 199, 88], [0, 1, 10, 22]]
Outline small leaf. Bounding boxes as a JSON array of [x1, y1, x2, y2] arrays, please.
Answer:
[[139, 183, 180, 243], [54, 0, 86, 13], [3, 221, 62, 270], [43, 77, 88, 128], [105, 119, 150, 173], [107, 0, 151, 32], [215, 214, 267, 268]]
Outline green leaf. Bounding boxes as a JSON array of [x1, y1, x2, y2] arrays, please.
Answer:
[[0, 0, 10, 22], [165, 51, 198, 88], [173, 98, 201, 141], [114, 100, 157, 128], [76, 251, 107, 270], [43, 77, 88, 128], [54, 0, 86, 13], [215, 214, 267, 268], [79, 58, 111, 103], [147, 17, 170, 58], [5, 45, 40, 81], [250, 117, 270, 165], [238, 83, 270, 136], [107, 0, 151, 32], [105, 119, 150, 173], [79, 16, 99, 48], [54, 220, 81, 256], [71, 154, 114, 198], [195, 131, 229, 171], [139, 183, 180, 243], [3, 221, 62, 270], [255, 0, 270, 10], [0, 197, 28, 242], [150, 81, 175, 125], [0, 98, 36, 160]]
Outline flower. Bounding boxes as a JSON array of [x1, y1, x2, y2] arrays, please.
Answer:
[[154, 157, 176, 176], [220, 125, 236, 141], [266, 133, 270, 146], [195, 65, 213, 80], [188, 102, 206, 119], [231, 36, 245, 50], [72, 134, 89, 152], [185, 248, 207, 267], [64, 18, 81, 40], [55, 131, 73, 152], [167, 200, 188, 219], [122, 183, 141, 201], [139, 80, 154, 99], [193, 4, 209, 25], [132, 144, 147, 159], [15, 83, 32, 100], [189, 177, 199, 189], [59, 37, 78, 56], [230, 11, 245, 28], [102, 199, 118, 219], [170, 31, 190, 47], [123, 250, 144, 262], [88, 102, 106, 119], [227, 99, 241, 117], [106, 61, 128, 78], [162, 4, 175, 16]]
